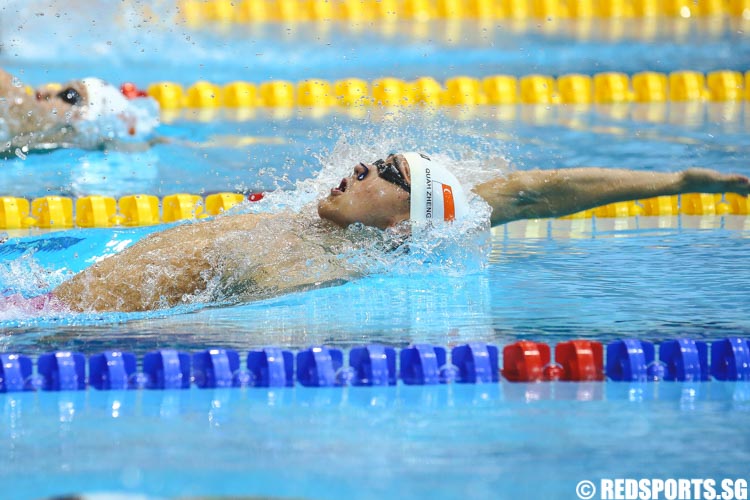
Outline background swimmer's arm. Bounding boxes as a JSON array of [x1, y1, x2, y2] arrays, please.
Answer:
[[0, 69, 68, 135], [0, 69, 22, 96], [0, 70, 13, 92], [473, 167, 750, 226], [0, 70, 39, 125]]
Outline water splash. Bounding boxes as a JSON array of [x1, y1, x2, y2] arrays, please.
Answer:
[[0, 292, 66, 321], [0, 252, 73, 321], [239, 108, 511, 214], [0, 251, 69, 296], [209, 108, 501, 294]]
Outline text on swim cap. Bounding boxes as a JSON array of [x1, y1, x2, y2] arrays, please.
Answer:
[[425, 167, 432, 219]]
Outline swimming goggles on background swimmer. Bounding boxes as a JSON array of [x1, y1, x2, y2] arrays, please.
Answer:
[[57, 87, 82, 106], [372, 158, 411, 193], [37, 87, 82, 106]]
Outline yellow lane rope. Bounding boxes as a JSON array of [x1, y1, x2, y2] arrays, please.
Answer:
[[175, 0, 750, 23], [142, 71, 748, 110], [0, 192, 747, 230]]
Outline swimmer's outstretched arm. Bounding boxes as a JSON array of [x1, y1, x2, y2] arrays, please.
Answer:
[[0, 69, 21, 95], [0, 68, 66, 136], [474, 167, 750, 226]]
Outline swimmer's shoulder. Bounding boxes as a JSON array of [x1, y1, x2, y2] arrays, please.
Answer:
[[156, 211, 293, 242], [205, 210, 285, 231]]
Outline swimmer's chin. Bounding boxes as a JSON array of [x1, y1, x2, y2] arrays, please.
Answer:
[[317, 199, 347, 228]]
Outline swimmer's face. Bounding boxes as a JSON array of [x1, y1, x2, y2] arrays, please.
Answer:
[[318, 154, 412, 230], [35, 80, 88, 118]]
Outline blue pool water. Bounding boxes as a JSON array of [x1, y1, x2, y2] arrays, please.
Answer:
[[3, 383, 750, 500], [1, 1, 750, 499]]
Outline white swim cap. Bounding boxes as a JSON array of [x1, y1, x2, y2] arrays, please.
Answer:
[[76, 78, 159, 137], [403, 152, 470, 223], [79, 78, 130, 121]]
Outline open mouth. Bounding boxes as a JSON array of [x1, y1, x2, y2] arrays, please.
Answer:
[[331, 177, 348, 195]]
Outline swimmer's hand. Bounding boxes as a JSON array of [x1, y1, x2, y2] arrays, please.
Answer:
[[682, 168, 750, 196]]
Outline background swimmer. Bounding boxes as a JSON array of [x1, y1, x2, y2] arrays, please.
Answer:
[[45, 153, 750, 313], [0, 69, 159, 157]]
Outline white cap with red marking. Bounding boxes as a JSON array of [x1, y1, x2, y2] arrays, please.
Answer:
[[78, 77, 159, 137], [79, 78, 131, 121], [404, 152, 469, 223]]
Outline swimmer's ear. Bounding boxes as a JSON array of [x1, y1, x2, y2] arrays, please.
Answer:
[[397, 154, 411, 186]]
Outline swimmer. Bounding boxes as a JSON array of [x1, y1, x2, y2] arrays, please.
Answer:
[[0, 69, 159, 156], [41, 153, 750, 313]]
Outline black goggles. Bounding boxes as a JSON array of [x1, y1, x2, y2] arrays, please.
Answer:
[[373, 158, 411, 193], [57, 87, 82, 106]]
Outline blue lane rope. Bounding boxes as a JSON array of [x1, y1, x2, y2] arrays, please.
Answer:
[[1, 337, 749, 392]]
